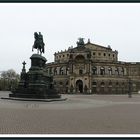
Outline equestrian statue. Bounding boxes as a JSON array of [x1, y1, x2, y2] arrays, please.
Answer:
[[32, 32, 45, 55]]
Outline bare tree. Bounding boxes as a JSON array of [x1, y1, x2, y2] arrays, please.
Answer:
[[0, 69, 19, 91]]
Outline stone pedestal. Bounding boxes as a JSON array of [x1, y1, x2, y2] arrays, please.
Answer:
[[9, 54, 61, 99]]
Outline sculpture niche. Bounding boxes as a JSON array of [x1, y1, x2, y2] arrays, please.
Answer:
[[9, 32, 61, 99]]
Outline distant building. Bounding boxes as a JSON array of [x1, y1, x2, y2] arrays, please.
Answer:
[[46, 38, 140, 94]]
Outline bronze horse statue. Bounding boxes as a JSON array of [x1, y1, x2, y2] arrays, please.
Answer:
[[32, 32, 45, 55]]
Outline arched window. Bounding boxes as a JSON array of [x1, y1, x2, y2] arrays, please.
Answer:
[[108, 67, 112, 75], [100, 67, 105, 75], [70, 54, 73, 59], [116, 82, 119, 86], [115, 81, 119, 94], [121, 82, 125, 94], [54, 68, 57, 75], [101, 82, 105, 86], [92, 67, 97, 75], [92, 82, 97, 93], [79, 69, 83, 75], [66, 67, 69, 75], [75, 55, 85, 62], [122, 67, 124, 75], [108, 81, 112, 93], [92, 81, 97, 86], [115, 67, 119, 75], [100, 81, 105, 93], [109, 81, 112, 86], [60, 67, 64, 75]]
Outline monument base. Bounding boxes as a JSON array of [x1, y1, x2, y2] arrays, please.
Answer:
[[9, 89, 61, 99], [9, 54, 61, 99], [2, 96, 66, 102]]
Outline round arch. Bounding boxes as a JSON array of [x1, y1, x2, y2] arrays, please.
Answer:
[[75, 55, 85, 62], [76, 79, 83, 93]]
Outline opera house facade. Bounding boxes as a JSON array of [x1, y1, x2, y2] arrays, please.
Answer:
[[46, 38, 140, 94]]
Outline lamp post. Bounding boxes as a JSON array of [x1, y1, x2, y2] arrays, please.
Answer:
[[128, 78, 132, 98]]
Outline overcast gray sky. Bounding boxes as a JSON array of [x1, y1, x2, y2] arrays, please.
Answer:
[[0, 3, 140, 74]]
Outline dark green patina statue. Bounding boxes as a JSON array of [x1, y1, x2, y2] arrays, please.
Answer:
[[32, 32, 45, 55], [9, 32, 61, 99]]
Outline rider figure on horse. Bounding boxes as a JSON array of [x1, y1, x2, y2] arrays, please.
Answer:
[[32, 32, 45, 55]]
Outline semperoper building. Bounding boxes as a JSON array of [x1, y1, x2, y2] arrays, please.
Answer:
[[46, 38, 140, 94]]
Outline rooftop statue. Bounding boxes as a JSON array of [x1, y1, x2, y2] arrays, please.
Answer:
[[32, 32, 45, 55], [78, 38, 84, 44], [77, 38, 85, 47]]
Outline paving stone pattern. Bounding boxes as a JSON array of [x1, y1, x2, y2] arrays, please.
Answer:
[[0, 91, 140, 134]]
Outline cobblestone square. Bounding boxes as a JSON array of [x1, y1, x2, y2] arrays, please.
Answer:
[[0, 91, 140, 134]]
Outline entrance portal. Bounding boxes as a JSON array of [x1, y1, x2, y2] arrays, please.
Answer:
[[76, 80, 83, 93]]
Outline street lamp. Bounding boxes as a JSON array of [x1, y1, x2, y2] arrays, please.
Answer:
[[128, 78, 132, 98]]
